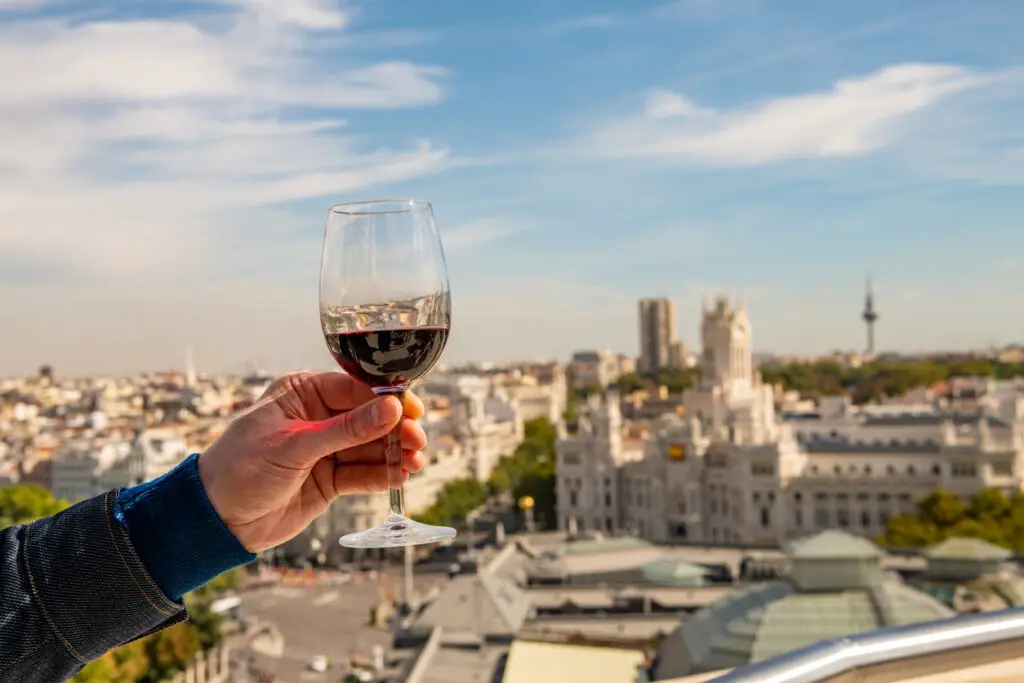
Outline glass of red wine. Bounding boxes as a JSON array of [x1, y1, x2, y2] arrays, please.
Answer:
[[320, 198, 456, 548]]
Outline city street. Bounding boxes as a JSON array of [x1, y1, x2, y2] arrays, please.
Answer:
[[237, 569, 447, 683]]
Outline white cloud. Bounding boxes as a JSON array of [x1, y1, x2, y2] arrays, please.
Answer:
[[443, 218, 528, 250], [589, 63, 983, 165], [0, 19, 444, 109], [643, 89, 707, 119], [0, 2, 451, 281], [219, 0, 348, 29]]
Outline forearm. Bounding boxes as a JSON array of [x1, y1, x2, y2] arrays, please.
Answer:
[[0, 454, 256, 683], [0, 493, 186, 683]]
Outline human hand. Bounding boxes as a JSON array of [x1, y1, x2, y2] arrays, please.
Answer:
[[197, 372, 427, 552]]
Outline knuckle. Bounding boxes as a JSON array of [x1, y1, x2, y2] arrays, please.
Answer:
[[337, 411, 367, 444]]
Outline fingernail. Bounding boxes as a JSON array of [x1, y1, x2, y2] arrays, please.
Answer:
[[371, 396, 397, 426]]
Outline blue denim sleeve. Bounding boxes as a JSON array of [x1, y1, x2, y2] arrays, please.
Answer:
[[115, 453, 257, 601], [0, 492, 187, 683]]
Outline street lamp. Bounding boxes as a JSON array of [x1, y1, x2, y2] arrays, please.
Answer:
[[518, 495, 536, 533]]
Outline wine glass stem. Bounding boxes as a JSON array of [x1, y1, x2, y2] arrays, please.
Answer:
[[386, 415, 406, 518]]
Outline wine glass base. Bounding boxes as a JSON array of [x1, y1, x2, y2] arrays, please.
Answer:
[[339, 516, 457, 548]]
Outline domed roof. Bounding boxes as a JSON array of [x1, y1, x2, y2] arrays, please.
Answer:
[[652, 531, 955, 679]]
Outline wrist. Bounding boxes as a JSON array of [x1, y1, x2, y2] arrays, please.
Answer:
[[115, 453, 257, 600]]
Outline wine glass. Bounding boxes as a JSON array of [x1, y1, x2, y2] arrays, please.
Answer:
[[320, 199, 456, 548]]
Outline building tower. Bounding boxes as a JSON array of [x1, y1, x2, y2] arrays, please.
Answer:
[[638, 298, 677, 374], [699, 295, 752, 394], [184, 345, 197, 388], [862, 276, 879, 357]]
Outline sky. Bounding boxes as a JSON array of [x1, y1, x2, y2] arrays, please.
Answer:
[[3, 0, 1024, 376]]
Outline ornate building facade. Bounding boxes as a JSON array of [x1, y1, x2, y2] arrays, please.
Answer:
[[557, 295, 1024, 547]]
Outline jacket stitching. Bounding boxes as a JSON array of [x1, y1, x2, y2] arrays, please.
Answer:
[[110, 490, 182, 613], [23, 525, 89, 664], [104, 491, 178, 617]]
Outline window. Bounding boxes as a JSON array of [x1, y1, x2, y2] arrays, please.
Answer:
[[932, 464, 942, 475], [879, 492, 891, 502], [604, 477, 611, 489], [794, 507, 803, 528], [760, 507, 771, 528], [834, 464, 842, 475], [815, 509, 830, 527], [887, 465, 896, 475], [952, 462, 977, 477], [815, 492, 828, 501], [605, 493, 612, 507], [879, 510, 891, 526], [837, 509, 850, 528], [605, 517, 613, 532], [856, 493, 870, 501], [569, 490, 578, 507], [794, 492, 803, 502], [864, 465, 873, 476], [907, 465, 916, 475], [753, 492, 761, 502], [860, 511, 871, 528]]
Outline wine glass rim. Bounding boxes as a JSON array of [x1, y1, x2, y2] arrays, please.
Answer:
[[330, 199, 430, 216]]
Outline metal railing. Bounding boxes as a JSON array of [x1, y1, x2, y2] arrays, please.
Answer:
[[707, 606, 1024, 683]]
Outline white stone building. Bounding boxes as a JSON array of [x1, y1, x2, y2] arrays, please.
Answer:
[[569, 350, 624, 390], [557, 295, 1024, 547]]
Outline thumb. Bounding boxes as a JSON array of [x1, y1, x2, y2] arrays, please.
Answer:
[[300, 396, 403, 461]]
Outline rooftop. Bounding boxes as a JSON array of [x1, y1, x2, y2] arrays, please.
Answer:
[[653, 531, 954, 679]]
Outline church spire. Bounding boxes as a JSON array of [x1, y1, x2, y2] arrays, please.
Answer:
[[862, 275, 879, 357]]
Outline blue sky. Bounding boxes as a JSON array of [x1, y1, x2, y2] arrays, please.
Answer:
[[2, 0, 1024, 375]]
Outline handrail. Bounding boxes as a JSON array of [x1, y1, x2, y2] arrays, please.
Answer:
[[706, 606, 1024, 683]]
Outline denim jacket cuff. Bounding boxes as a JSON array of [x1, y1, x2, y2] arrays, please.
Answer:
[[22, 491, 186, 663]]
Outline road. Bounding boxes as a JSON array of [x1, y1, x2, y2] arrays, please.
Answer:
[[237, 569, 447, 683]]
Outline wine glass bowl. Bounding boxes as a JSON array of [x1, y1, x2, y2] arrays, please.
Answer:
[[320, 199, 456, 548]]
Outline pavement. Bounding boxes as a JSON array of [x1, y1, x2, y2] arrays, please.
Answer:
[[236, 568, 447, 683]]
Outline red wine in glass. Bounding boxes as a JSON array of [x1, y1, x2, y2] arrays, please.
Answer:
[[320, 199, 456, 549], [324, 327, 449, 394]]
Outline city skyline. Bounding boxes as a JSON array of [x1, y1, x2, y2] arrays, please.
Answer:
[[3, 0, 1024, 375]]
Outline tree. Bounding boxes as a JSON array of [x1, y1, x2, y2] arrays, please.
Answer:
[[413, 478, 487, 528], [615, 373, 647, 394], [0, 485, 69, 527], [917, 491, 966, 528], [882, 488, 1024, 553], [761, 356, 1024, 405], [883, 513, 940, 547]]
